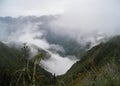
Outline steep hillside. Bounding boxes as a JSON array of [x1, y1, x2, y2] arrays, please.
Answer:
[[57, 36, 120, 86], [0, 42, 22, 68], [0, 42, 53, 86]]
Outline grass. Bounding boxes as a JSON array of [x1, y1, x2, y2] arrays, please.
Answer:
[[60, 56, 120, 86]]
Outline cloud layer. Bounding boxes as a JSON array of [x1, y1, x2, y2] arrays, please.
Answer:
[[0, 17, 77, 75], [0, 0, 66, 17], [51, 0, 120, 44]]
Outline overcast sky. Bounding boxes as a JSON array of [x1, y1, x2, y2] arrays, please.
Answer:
[[1, 0, 120, 36], [1, 0, 120, 18], [0, 0, 67, 17], [1, 0, 120, 38]]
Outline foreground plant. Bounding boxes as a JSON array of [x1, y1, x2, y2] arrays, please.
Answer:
[[32, 50, 45, 86]]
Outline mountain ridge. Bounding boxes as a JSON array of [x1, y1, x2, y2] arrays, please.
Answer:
[[57, 36, 120, 86]]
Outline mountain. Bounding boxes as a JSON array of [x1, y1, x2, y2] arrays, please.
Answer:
[[0, 16, 89, 58], [1, 16, 120, 86], [0, 42, 53, 86], [57, 36, 120, 86], [0, 34, 120, 86], [0, 42, 23, 68], [45, 30, 88, 58]]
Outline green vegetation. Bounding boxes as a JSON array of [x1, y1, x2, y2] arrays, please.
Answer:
[[0, 36, 120, 86], [57, 36, 120, 86], [0, 42, 53, 86]]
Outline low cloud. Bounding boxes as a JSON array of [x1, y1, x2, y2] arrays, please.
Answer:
[[0, 17, 77, 75], [51, 0, 120, 45], [41, 53, 77, 75]]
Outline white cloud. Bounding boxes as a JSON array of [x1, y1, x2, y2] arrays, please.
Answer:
[[0, 0, 66, 17], [51, 0, 120, 44], [17, 23, 78, 75], [41, 53, 77, 75], [0, 18, 77, 75]]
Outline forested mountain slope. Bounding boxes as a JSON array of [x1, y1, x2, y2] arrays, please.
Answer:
[[57, 36, 120, 86]]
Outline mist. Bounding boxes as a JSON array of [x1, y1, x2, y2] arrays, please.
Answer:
[[0, 0, 120, 75], [0, 17, 78, 75], [51, 0, 120, 45]]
